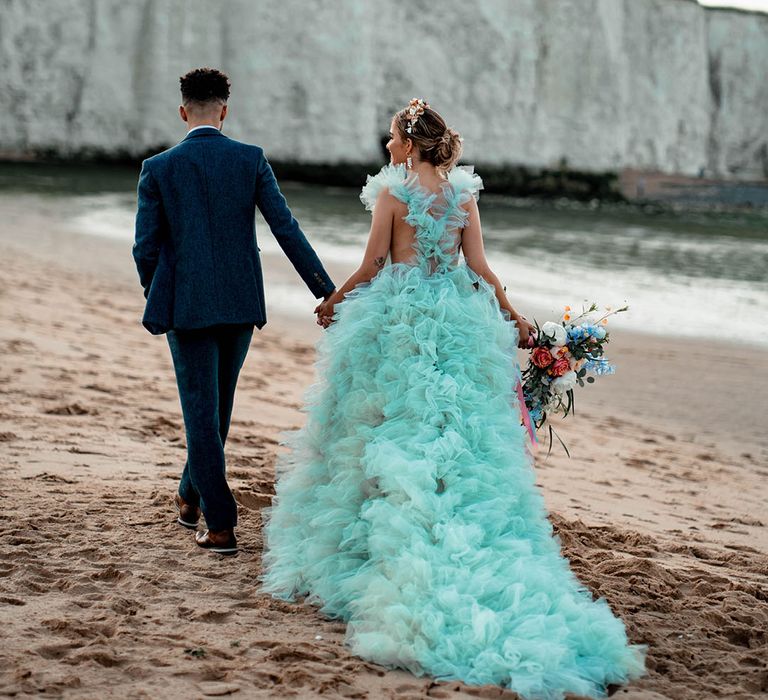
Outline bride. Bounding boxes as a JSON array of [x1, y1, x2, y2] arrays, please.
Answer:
[[258, 99, 647, 700]]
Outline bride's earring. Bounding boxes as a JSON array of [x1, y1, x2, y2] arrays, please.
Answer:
[[406, 153, 413, 169]]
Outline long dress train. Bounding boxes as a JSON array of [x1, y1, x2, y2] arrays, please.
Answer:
[[258, 163, 648, 700]]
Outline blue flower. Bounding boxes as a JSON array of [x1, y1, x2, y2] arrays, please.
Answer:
[[585, 358, 615, 375]]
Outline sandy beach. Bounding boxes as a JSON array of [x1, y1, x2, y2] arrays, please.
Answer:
[[1, 226, 766, 699]]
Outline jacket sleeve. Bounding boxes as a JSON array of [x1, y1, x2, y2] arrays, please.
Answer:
[[133, 160, 166, 299], [254, 149, 335, 299]]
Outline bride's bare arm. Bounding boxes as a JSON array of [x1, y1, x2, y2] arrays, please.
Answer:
[[461, 197, 534, 346], [315, 189, 394, 322]]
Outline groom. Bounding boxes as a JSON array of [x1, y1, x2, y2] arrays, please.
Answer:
[[133, 67, 335, 555]]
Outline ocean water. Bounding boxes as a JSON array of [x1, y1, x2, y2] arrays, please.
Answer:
[[1, 162, 767, 347]]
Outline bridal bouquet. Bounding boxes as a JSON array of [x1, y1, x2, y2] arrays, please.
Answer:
[[521, 302, 628, 456]]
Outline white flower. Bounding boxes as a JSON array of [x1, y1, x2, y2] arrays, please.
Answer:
[[541, 321, 567, 346], [551, 371, 577, 394]]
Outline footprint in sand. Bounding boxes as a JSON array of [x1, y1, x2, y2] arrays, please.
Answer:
[[34, 641, 84, 660], [44, 402, 96, 416], [233, 489, 273, 510], [0, 595, 25, 606], [192, 609, 233, 623], [69, 645, 123, 667]]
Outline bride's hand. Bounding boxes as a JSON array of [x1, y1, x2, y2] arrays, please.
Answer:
[[513, 315, 536, 349]]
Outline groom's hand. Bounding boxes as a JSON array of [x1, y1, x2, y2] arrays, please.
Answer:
[[313, 300, 328, 316], [315, 305, 333, 328], [314, 290, 336, 328], [314, 289, 335, 315], [315, 295, 336, 328]]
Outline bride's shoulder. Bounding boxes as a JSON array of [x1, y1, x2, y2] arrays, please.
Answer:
[[359, 163, 409, 212], [446, 165, 484, 202]]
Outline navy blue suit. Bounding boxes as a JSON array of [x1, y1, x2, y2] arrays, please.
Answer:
[[134, 126, 335, 333], [133, 126, 335, 531]]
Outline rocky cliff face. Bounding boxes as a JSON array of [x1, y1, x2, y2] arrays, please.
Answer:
[[1, 0, 766, 179]]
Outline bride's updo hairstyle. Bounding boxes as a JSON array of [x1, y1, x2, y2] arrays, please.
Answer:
[[394, 99, 463, 172]]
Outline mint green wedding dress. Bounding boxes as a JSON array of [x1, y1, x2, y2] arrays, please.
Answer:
[[259, 164, 647, 700]]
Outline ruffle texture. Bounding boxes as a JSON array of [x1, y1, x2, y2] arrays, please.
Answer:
[[259, 164, 648, 700]]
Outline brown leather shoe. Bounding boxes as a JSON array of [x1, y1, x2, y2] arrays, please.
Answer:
[[195, 528, 237, 555], [174, 494, 201, 529]]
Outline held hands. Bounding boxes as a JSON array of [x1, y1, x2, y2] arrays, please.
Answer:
[[314, 291, 336, 329]]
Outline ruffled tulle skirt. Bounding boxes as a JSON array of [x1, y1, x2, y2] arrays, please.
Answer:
[[259, 262, 647, 700]]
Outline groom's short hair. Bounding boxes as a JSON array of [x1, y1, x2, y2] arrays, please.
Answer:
[[180, 67, 231, 106]]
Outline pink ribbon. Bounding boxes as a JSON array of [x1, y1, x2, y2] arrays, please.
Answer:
[[515, 377, 538, 452], [518, 332, 539, 453]]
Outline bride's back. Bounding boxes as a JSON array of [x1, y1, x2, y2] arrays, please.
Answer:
[[389, 174, 462, 267], [360, 164, 483, 275]]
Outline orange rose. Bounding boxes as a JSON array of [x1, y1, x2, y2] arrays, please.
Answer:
[[548, 357, 571, 377], [531, 346, 554, 368]]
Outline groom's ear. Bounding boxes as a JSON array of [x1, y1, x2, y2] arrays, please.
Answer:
[[220, 104, 228, 122], [179, 105, 188, 123]]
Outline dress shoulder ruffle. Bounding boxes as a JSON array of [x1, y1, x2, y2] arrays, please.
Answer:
[[447, 165, 483, 201], [359, 163, 410, 212]]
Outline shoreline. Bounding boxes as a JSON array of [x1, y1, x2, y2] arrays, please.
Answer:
[[2, 157, 768, 211]]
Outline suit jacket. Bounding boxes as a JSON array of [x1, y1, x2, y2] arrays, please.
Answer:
[[133, 126, 335, 334]]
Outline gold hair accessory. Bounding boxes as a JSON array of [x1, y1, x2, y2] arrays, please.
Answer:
[[405, 98, 429, 134]]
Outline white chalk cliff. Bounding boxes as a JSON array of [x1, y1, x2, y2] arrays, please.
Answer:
[[1, 0, 766, 179]]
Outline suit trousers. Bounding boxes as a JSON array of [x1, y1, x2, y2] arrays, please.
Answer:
[[166, 323, 254, 531]]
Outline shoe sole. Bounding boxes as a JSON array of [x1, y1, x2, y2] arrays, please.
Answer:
[[208, 546, 238, 555], [174, 498, 200, 529], [177, 516, 200, 529], [195, 541, 238, 555], [194, 533, 237, 555]]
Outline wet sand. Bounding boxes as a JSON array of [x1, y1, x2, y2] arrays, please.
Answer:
[[0, 229, 766, 699]]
